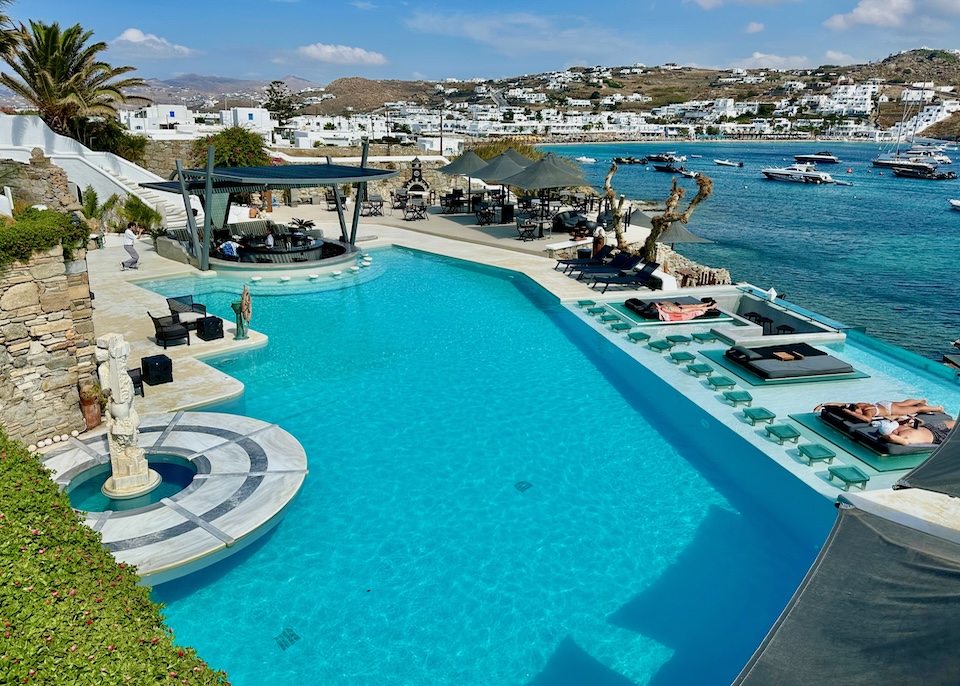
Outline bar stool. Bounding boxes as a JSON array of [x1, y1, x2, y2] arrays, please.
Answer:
[[743, 311, 762, 323], [756, 316, 773, 334], [776, 324, 796, 335]]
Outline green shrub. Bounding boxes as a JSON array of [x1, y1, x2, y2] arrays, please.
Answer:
[[118, 195, 162, 232], [191, 127, 270, 167], [0, 429, 229, 685], [0, 208, 89, 267]]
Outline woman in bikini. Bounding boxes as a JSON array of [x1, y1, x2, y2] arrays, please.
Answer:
[[652, 298, 719, 322], [814, 399, 945, 422]]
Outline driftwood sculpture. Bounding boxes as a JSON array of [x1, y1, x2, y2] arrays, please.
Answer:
[[599, 162, 629, 249], [642, 174, 713, 262]]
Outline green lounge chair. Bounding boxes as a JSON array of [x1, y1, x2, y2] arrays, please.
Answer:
[[743, 407, 776, 425], [707, 375, 736, 390], [627, 331, 651, 343], [666, 334, 692, 345], [723, 390, 753, 406], [686, 363, 713, 377], [828, 465, 870, 491], [669, 351, 697, 364], [647, 340, 674, 352], [798, 443, 836, 465], [691, 332, 718, 343], [766, 424, 801, 445], [610, 322, 632, 332]]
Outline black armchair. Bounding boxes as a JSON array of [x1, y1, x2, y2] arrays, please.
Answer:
[[166, 295, 207, 330], [149, 312, 190, 349]]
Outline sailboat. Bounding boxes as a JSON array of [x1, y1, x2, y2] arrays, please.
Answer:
[[872, 82, 937, 172]]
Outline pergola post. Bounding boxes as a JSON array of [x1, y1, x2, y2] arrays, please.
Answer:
[[199, 146, 215, 271], [349, 140, 370, 245], [174, 160, 202, 264]]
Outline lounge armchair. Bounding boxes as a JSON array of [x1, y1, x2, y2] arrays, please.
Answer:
[[149, 312, 190, 349], [554, 245, 614, 271], [166, 295, 207, 330], [589, 262, 662, 293], [573, 253, 643, 281]]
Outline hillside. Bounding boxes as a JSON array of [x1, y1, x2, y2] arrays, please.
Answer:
[[303, 77, 437, 114]]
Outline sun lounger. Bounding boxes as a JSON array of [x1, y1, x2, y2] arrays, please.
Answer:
[[573, 253, 643, 281], [725, 343, 854, 380], [555, 245, 615, 271], [589, 262, 661, 293]]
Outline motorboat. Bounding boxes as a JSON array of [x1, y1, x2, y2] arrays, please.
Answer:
[[647, 152, 687, 163], [714, 159, 743, 167], [689, 154, 702, 158], [680, 169, 700, 178], [760, 162, 836, 184], [793, 151, 839, 164], [575, 156, 597, 163], [948, 199, 960, 211], [891, 166, 958, 180], [613, 156, 645, 165], [652, 163, 688, 174], [905, 144, 953, 164]]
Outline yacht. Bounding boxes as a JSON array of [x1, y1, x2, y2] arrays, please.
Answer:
[[760, 162, 836, 184], [904, 144, 953, 164], [948, 199, 960, 211], [793, 151, 840, 164], [714, 159, 744, 167], [891, 166, 958, 180], [871, 153, 938, 172], [647, 152, 687, 163]]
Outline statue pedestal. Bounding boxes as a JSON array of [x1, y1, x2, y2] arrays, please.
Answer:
[[101, 468, 162, 500]]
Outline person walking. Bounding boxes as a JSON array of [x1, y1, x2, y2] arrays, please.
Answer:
[[122, 222, 143, 270]]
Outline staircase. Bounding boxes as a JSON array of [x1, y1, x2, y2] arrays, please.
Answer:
[[0, 114, 189, 230]]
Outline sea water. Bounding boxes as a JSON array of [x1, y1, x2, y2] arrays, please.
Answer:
[[144, 250, 829, 686], [541, 141, 960, 360]]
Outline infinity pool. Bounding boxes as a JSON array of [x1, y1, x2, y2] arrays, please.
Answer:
[[142, 249, 833, 685]]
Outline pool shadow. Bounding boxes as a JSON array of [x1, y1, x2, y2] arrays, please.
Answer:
[[526, 636, 639, 686], [149, 524, 280, 604], [608, 505, 812, 686]]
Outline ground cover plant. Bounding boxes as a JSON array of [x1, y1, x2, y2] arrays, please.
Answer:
[[0, 429, 229, 684], [0, 208, 88, 267]]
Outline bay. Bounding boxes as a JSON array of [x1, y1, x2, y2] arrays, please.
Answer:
[[541, 140, 960, 360]]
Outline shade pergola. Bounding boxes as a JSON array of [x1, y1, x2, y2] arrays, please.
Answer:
[[142, 157, 398, 270]]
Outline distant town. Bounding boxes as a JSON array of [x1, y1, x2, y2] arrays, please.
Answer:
[[30, 51, 960, 155]]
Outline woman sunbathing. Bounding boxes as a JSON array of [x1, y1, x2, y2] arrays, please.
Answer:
[[652, 298, 719, 322], [814, 399, 945, 422]]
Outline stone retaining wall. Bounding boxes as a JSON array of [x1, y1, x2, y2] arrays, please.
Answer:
[[0, 149, 83, 213], [141, 140, 195, 179], [0, 246, 95, 445]]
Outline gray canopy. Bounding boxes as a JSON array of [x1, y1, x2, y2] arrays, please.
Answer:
[[499, 156, 586, 190], [436, 150, 488, 177], [659, 222, 713, 244], [502, 147, 533, 167], [474, 154, 526, 182], [895, 413, 960, 497]]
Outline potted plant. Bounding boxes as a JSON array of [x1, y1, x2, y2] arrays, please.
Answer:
[[79, 383, 105, 430]]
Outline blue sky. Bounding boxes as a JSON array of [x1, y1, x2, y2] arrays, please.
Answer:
[[13, 1, 960, 83]]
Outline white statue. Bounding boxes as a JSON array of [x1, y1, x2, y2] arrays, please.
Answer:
[[96, 333, 160, 499]]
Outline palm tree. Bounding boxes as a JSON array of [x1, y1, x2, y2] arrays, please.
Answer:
[[0, 20, 147, 136], [0, 0, 16, 56]]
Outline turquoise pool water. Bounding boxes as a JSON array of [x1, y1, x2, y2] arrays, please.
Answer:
[[142, 249, 833, 685], [68, 457, 196, 513]]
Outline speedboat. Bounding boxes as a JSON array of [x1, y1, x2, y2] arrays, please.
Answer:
[[948, 199, 960, 211], [575, 156, 597, 163], [680, 169, 700, 178], [652, 163, 688, 174], [647, 152, 687, 163], [891, 166, 958, 180], [793, 151, 839, 164], [760, 162, 835, 184], [714, 159, 743, 167]]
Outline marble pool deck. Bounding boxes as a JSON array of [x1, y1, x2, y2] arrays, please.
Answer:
[[43, 411, 307, 585], [76, 214, 960, 577]]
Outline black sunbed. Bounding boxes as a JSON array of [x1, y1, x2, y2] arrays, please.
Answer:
[[724, 342, 854, 380], [816, 405, 947, 456], [625, 295, 721, 320]]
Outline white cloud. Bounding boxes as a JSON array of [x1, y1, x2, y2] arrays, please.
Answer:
[[745, 21, 765, 33], [824, 0, 914, 30], [732, 51, 810, 69], [109, 28, 199, 58], [296, 43, 388, 65], [824, 50, 856, 64]]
